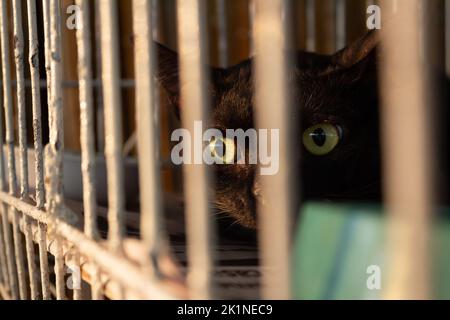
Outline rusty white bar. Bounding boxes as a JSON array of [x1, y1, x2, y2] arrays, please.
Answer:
[[380, 0, 433, 299], [0, 0, 28, 300], [99, 0, 126, 251], [336, 0, 346, 50], [0, 282, 11, 299], [0, 51, 12, 295], [27, 0, 51, 300], [216, 0, 229, 67], [43, 0, 52, 106], [46, 0, 66, 300], [0, 214, 7, 284], [75, 0, 99, 243], [0, 85, 16, 299], [177, 0, 215, 299], [90, 265, 104, 300], [75, 0, 102, 303], [12, 0, 41, 300], [70, 251, 82, 300], [0, 205, 17, 299], [0, 149, 16, 298], [133, 0, 166, 274], [95, 0, 105, 153], [12, 0, 29, 200], [252, 0, 296, 299], [75, 0, 103, 300]]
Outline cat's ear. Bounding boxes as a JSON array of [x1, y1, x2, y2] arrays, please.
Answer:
[[330, 30, 379, 70], [156, 43, 180, 111]]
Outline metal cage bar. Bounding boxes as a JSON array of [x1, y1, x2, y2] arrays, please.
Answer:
[[12, 0, 40, 300], [28, 0, 50, 300], [306, 0, 316, 51], [336, 0, 347, 50], [75, 0, 103, 300], [46, 0, 66, 300], [446, 0, 450, 76], [0, 0, 18, 300], [177, 0, 215, 299], [380, 0, 433, 299], [0, 0, 28, 300], [133, 0, 166, 275], [99, 0, 126, 252], [252, 0, 296, 300]]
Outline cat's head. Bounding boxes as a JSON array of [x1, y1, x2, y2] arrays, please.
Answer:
[[157, 31, 380, 229]]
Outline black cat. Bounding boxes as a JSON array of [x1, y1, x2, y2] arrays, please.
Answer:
[[156, 30, 449, 230]]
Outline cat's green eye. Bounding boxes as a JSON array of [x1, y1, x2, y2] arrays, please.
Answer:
[[208, 137, 236, 164], [303, 123, 341, 156]]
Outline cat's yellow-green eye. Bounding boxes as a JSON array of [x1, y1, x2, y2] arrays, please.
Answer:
[[303, 123, 341, 156], [208, 137, 236, 164]]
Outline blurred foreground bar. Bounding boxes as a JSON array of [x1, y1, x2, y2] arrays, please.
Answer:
[[380, 0, 434, 299]]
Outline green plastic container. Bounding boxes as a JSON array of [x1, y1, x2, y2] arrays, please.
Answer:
[[292, 203, 450, 299]]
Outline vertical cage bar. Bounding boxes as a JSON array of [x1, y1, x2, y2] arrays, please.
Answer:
[[99, 0, 126, 251], [47, 0, 66, 300], [28, 0, 45, 210], [252, 0, 295, 300], [75, 0, 99, 243], [0, 0, 27, 300], [0, 132, 16, 298], [28, 0, 51, 301], [216, 0, 229, 67], [0, 212, 7, 285], [0, 206, 16, 299], [12, 0, 29, 200], [336, 0, 346, 50], [380, 0, 433, 299], [177, 0, 215, 299], [75, 0, 103, 300], [12, 0, 40, 300], [305, 0, 316, 51], [133, 0, 166, 273], [94, 0, 105, 153], [0, 29, 15, 297], [43, 0, 52, 107]]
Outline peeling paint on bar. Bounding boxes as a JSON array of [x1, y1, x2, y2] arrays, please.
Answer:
[[75, 0, 99, 243], [47, 0, 66, 301], [0, 208, 8, 290], [12, 0, 40, 300], [99, 0, 126, 251], [446, 0, 450, 76], [0, 0, 27, 300], [27, 0, 51, 300], [75, 0, 102, 300]]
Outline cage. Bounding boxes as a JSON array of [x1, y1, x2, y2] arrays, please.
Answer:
[[0, 0, 448, 300]]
